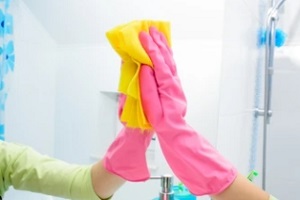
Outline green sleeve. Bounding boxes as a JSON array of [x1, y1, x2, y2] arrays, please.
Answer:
[[270, 195, 278, 200], [0, 141, 110, 200]]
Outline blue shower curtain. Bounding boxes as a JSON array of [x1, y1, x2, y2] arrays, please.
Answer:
[[0, 0, 14, 141]]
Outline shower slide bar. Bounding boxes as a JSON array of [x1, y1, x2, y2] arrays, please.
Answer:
[[255, 0, 286, 190]]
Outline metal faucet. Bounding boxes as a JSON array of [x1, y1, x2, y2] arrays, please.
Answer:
[[150, 174, 174, 200]]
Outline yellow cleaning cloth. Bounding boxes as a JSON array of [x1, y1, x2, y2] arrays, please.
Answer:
[[106, 20, 171, 130]]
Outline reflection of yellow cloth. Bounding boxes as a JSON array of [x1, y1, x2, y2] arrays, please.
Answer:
[[106, 20, 171, 130]]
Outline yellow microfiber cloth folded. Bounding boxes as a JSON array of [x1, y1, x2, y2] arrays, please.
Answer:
[[106, 20, 171, 130]]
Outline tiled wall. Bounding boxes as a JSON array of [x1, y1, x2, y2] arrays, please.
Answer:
[[266, 46, 300, 199], [6, 0, 57, 155], [5, 0, 57, 199], [216, 0, 264, 177], [218, 1, 300, 199]]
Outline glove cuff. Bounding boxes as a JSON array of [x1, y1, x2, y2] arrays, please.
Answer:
[[103, 127, 153, 181]]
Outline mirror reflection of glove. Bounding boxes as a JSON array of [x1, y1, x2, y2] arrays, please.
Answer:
[[139, 27, 238, 196], [103, 94, 154, 181], [0, 141, 100, 200]]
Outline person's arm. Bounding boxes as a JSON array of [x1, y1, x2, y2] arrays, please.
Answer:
[[0, 92, 154, 200], [0, 141, 124, 200], [91, 160, 125, 199], [1, 82, 155, 200], [211, 173, 270, 200]]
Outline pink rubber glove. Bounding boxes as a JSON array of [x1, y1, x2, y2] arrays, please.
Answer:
[[103, 94, 154, 181], [138, 27, 238, 195]]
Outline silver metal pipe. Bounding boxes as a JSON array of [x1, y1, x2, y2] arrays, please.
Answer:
[[275, 0, 286, 10], [268, 0, 286, 19], [150, 174, 174, 200], [261, 0, 286, 190], [265, 15, 277, 124], [271, 0, 276, 7], [271, 0, 286, 8], [262, 7, 277, 191]]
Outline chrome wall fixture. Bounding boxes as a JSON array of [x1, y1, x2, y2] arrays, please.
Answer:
[[255, 0, 286, 190], [150, 174, 174, 200]]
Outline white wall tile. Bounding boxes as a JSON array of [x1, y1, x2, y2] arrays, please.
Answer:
[[7, 0, 57, 158], [4, 1, 57, 199], [265, 46, 300, 199], [22, 0, 225, 44], [216, 0, 262, 180]]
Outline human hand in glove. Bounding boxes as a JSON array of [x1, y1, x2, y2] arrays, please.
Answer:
[[103, 93, 154, 182], [138, 27, 237, 196]]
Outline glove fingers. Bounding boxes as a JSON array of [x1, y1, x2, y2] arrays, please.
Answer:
[[139, 64, 163, 127], [139, 29, 187, 119], [139, 31, 173, 87], [149, 27, 177, 76]]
